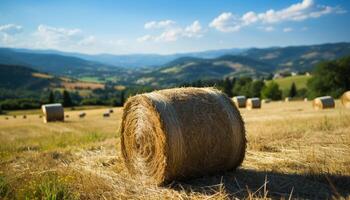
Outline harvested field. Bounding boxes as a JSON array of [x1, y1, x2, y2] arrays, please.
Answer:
[[0, 101, 349, 199]]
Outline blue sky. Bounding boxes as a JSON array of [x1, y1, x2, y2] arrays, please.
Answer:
[[0, 0, 349, 54]]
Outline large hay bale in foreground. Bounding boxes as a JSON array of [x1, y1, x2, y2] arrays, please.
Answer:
[[232, 96, 246, 108], [41, 103, 64, 123], [246, 98, 261, 110], [121, 87, 246, 185], [341, 91, 350, 108], [313, 96, 335, 110]]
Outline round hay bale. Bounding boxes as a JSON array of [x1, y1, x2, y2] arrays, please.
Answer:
[[103, 112, 110, 117], [22, 115, 27, 119], [121, 87, 246, 185], [232, 96, 246, 108], [246, 98, 261, 110], [109, 109, 114, 113], [285, 97, 290, 102], [304, 98, 308, 102], [65, 114, 70, 118], [13, 115, 16, 119], [313, 96, 335, 110], [79, 112, 86, 118], [341, 91, 350, 108], [41, 103, 64, 123]]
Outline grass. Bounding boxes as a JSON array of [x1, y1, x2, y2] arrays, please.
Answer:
[[266, 75, 311, 91], [0, 101, 349, 199]]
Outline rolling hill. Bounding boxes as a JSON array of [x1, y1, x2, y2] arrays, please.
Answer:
[[241, 42, 350, 72], [131, 55, 272, 86], [0, 48, 123, 77]]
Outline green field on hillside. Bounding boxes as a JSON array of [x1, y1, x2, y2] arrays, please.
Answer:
[[266, 75, 311, 91]]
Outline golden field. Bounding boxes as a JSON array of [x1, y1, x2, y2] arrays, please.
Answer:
[[0, 101, 349, 199]]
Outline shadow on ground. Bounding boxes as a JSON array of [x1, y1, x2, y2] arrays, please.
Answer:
[[170, 168, 350, 199]]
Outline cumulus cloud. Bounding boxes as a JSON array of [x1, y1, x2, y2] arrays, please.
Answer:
[[210, 0, 346, 32], [144, 20, 176, 29], [138, 20, 203, 42]]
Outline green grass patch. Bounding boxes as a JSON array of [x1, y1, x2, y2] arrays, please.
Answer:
[[266, 75, 311, 91]]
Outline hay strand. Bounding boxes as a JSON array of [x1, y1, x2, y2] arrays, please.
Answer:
[[246, 98, 261, 110], [313, 96, 335, 110], [341, 91, 350, 108], [120, 87, 246, 185]]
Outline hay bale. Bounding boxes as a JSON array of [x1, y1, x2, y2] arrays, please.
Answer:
[[13, 115, 16, 119], [41, 103, 64, 123], [246, 97, 261, 110], [341, 91, 350, 108], [5, 117, 9, 120], [313, 96, 335, 110], [65, 114, 69, 118], [121, 87, 246, 185], [79, 112, 86, 118], [22, 115, 27, 119], [109, 109, 114, 113], [262, 99, 271, 104], [39, 115, 42, 119], [103, 112, 110, 118], [232, 96, 246, 108], [285, 97, 290, 102], [304, 98, 308, 102]]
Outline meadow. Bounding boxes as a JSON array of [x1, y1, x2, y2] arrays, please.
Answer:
[[0, 100, 349, 199]]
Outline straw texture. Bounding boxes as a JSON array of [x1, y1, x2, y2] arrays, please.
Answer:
[[120, 87, 246, 185], [341, 91, 350, 108]]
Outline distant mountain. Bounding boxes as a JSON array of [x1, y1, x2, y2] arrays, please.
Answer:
[[0, 48, 122, 76], [131, 55, 272, 87], [241, 42, 350, 72], [11, 47, 245, 68]]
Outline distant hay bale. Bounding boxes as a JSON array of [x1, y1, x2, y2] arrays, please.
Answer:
[[262, 99, 271, 104], [232, 96, 246, 108], [304, 98, 308, 102], [246, 98, 261, 110], [109, 109, 114, 113], [5, 117, 9, 120], [39, 115, 42, 118], [65, 114, 70, 118], [22, 115, 27, 119], [341, 91, 350, 108], [41, 103, 64, 123], [285, 97, 290, 102], [79, 112, 86, 118], [13, 115, 16, 119], [121, 87, 246, 185], [313, 96, 335, 110], [103, 112, 110, 118]]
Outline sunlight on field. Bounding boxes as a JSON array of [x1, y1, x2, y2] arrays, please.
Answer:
[[0, 101, 349, 199], [266, 75, 311, 91]]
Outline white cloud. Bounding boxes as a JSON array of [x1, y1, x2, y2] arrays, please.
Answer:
[[0, 24, 23, 34], [144, 20, 176, 29], [35, 24, 83, 47], [283, 27, 293, 32], [138, 20, 203, 42], [0, 24, 23, 45], [210, 0, 346, 32], [262, 26, 275, 32], [137, 35, 154, 42], [209, 12, 241, 32]]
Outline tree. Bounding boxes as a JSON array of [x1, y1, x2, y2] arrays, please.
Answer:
[[251, 80, 265, 98], [223, 77, 233, 97], [289, 82, 297, 98], [62, 90, 73, 107], [262, 81, 282, 100], [48, 90, 55, 103], [120, 90, 125, 106], [308, 56, 350, 98]]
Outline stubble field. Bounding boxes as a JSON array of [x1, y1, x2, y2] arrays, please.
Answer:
[[0, 100, 349, 199]]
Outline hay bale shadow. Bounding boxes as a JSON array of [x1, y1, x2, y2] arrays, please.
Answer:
[[169, 169, 350, 199]]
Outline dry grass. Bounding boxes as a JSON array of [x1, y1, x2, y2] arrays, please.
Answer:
[[0, 101, 350, 199]]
